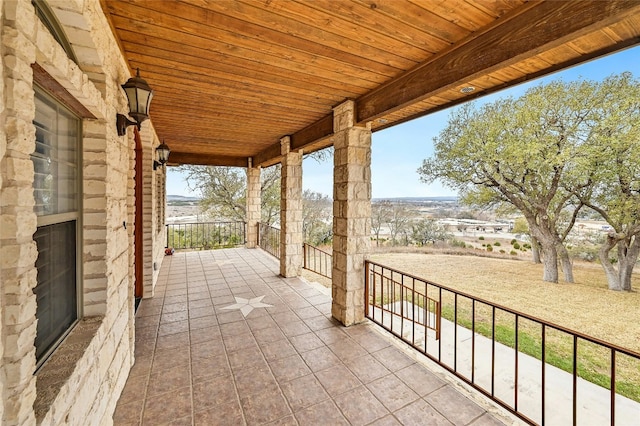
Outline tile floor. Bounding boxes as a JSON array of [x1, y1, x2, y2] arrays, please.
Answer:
[[114, 248, 513, 425]]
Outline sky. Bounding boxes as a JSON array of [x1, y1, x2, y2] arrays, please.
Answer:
[[167, 45, 640, 199]]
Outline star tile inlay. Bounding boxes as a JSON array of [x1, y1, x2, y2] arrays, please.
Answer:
[[221, 295, 273, 317]]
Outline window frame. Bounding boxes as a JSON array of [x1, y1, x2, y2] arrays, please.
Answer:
[[33, 84, 84, 369]]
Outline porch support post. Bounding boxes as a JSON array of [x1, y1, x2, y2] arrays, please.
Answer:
[[332, 100, 372, 326], [279, 136, 303, 277], [245, 157, 261, 248]]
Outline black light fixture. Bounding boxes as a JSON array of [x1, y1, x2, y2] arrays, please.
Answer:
[[153, 141, 170, 170], [116, 68, 154, 136]]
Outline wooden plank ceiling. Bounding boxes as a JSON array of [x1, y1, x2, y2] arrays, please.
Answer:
[[100, 0, 640, 168]]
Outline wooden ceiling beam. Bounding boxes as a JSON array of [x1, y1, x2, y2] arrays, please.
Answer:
[[168, 152, 247, 168], [355, 0, 640, 122], [253, 143, 283, 168], [291, 115, 334, 152]]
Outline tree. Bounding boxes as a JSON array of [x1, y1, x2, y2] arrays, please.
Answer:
[[567, 73, 640, 291], [260, 166, 281, 226], [411, 219, 452, 246], [371, 200, 392, 246], [302, 190, 332, 246], [388, 203, 412, 246], [417, 80, 612, 283], [179, 164, 280, 225]]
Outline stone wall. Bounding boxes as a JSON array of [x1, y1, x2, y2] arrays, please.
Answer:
[[0, 2, 7, 422], [0, 1, 166, 424], [139, 125, 166, 298]]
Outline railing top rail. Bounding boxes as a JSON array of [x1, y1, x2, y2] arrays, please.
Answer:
[[303, 242, 332, 257], [365, 259, 640, 359]]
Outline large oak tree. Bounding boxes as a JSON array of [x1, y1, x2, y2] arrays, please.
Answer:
[[418, 80, 612, 283], [567, 73, 640, 291], [179, 164, 281, 225], [419, 74, 640, 288]]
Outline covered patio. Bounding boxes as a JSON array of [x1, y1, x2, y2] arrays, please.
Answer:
[[2, 1, 639, 424], [114, 248, 511, 425]]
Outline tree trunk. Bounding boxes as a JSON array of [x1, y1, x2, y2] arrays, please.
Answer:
[[599, 238, 622, 291], [615, 236, 639, 291], [541, 244, 559, 283], [618, 259, 634, 291], [530, 237, 541, 264], [557, 244, 574, 283], [529, 224, 559, 283], [598, 234, 622, 291]]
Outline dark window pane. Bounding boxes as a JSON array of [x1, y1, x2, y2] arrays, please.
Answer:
[[34, 221, 77, 361]]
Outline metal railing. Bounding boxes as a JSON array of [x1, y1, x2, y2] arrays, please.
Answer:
[[166, 222, 246, 250], [303, 243, 332, 279], [364, 260, 640, 426], [258, 223, 280, 259], [366, 261, 440, 341]]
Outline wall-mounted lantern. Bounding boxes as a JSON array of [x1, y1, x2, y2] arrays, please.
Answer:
[[153, 141, 170, 170], [116, 68, 154, 136]]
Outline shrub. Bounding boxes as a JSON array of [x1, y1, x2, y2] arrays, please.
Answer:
[[482, 243, 486, 247], [450, 239, 466, 248], [510, 250, 517, 255], [494, 242, 501, 246], [486, 245, 493, 252], [513, 242, 521, 250], [511, 239, 517, 245], [479, 236, 485, 240], [500, 249, 506, 254], [568, 245, 599, 262], [523, 243, 531, 249]]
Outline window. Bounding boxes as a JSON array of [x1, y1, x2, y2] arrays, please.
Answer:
[[32, 0, 78, 65], [156, 170, 165, 233], [32, 87, 81, 365]]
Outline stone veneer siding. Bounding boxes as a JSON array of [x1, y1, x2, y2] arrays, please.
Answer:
[[245, 159, 261, 249], [279, 136, 303, 277], [140, 125, 166, 299], [331, 100, 372, 326], [0, 1, 165, 424]]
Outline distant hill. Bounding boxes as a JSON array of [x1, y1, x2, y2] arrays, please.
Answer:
[[167, 194, 200, 202], [167, 194, 456, 203], [372, 196, 458, 202]]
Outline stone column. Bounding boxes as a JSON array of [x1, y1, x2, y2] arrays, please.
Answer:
[[279, 136, 303, 277], [245, 158, 261, 248], [331, 100, 372, 326]]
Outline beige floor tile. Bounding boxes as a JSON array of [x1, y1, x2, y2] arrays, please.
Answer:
[[142, 387, 191, 425], [315, 364, 362, 397], [334, 385, 390, 426], [240, 388, 292, 425], [426, 385, 485, 426], [394, 398, 453, 425], [294, 400, 349, 425], [367, 374, 420, 412], [270, 354, 312, 383]]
